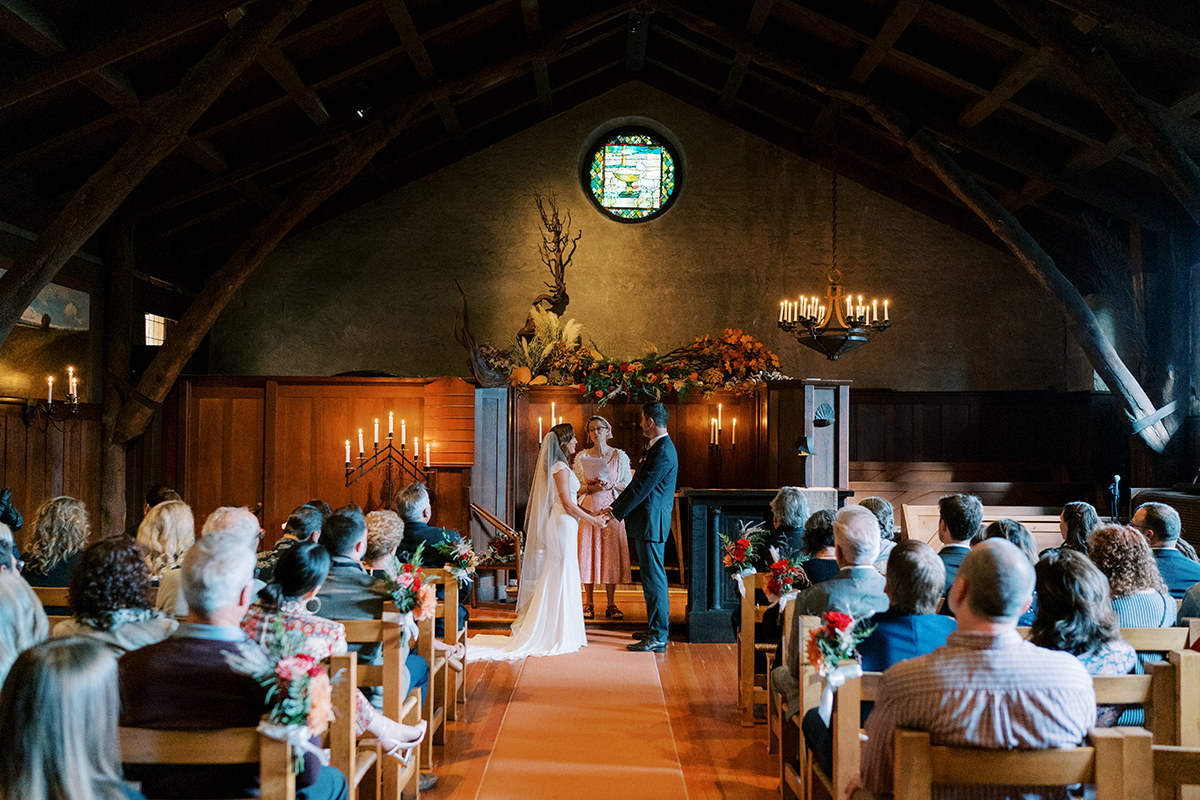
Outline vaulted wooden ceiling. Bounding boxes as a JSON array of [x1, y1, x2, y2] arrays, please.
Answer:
[[2, 0, 1198, 292]]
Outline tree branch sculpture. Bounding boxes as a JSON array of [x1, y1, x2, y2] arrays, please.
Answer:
[[517, 191, 580, 341]]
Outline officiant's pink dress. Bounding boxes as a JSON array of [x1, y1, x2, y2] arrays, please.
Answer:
[[573, 449, 633, 584]]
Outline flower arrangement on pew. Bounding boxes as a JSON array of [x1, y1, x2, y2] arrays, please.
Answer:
[[384, 543, 437, 621], [765, 554, 811, 604], [719, 522, 769, 578], [435, 533, 480, 587], [223, 619, 337, 773], [806, 611, 878, 725], [480, 535, 518, 565]]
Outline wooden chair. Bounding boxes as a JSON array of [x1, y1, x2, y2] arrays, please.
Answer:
[[806, 669, 881, 800], [119, 726, 296, 800], [30, 585, 69, 609], [892, 726, 1146, 800], [339, 619, 421, 800], [424, 567, 467, 719], [737, 572, 777, 727]]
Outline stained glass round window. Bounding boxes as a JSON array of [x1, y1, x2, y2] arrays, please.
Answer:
[[582, 128, 680, 222]]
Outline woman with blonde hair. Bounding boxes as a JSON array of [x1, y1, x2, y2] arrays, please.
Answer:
[[0, 637, 144, 799], [0, 570, 49, 683], [22, 497, 90, 612], [136, 499, 194, 616], [573, 415, 633, 619]]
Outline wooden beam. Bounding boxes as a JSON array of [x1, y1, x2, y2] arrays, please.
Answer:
[[717, 0, 773, 113], [0, 0, 311, 348], [382, 0, 468, 149], [522, 0, 553, 112], [0, 0, 270, 110], [957, 47, 1052, 128], [257, 45, 331, 126], [660, 0, 1176, 452], [997, 0, 1200, 226], [112, 95, 427, 443]]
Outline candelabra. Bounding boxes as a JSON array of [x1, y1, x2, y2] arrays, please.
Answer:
[[345, 431, 428, 509], [24, 368, 81, 430]]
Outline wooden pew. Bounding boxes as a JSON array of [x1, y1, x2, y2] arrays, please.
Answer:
[[424, 567, 467, 719], [900, 504, 1062, 551], [892, 727, 1144, 800], [778, 614, 825, 800], [807, 669, 881, 800], [340, 619, 420, 800], [30, 584, 69, 608], [414, 590, 450, 771], [328, 651, 380, 800], [119, 726, 296, 800], [1151, 742, 1200, 800], [737, 572, 777, 727]]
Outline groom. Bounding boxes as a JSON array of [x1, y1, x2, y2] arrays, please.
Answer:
[[605, 402, 678, 653]]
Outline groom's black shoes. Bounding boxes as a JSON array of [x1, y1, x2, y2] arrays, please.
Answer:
[[627, 639, 667, 653], [632, 630, 653, 640]]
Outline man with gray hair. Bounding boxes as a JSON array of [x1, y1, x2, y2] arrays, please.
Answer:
[[771, 505, 888, 716], [1132, 501, 1200, 598], [852, 539, 1095, 799], [119, 531, 349, 799], [394, 482, 454, 567]]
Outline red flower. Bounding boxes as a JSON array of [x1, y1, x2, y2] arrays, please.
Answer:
[[767, 578, 783, 596], [825, 611, 853, 632], [736, 538, 751, 549], [620, 362, 631, 372], [578, 384, 587, 392], [770, 560, 788, 575], [594, 390, 604, 397]]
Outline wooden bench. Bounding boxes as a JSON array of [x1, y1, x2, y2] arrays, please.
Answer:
[[901, 503, 1063, 551], [119, 726, 296, 800], [892, 727, 1142, 800], [1151, 740, 1200, 800], [414, 591, 450, 771], [737, 572, 777, 727], [30, 584, 70, 609], [778, 614, 825, 800], [339, 618, 421, 800], [808, 669, 881, 800], [425, 567, 467, 719]]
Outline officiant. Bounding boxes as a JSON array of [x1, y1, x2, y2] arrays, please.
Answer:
[[573, 416, 633, 620]]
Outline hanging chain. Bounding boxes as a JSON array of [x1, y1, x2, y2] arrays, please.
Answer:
[[831, 171, 838, 270]]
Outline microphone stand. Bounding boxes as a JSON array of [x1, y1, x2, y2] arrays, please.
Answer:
[[1108, 474, 1121, 522]]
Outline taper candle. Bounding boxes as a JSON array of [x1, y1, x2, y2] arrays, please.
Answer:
[[425, 441, 431, 468], [47, 376, 53, 404], [388, 412, 394, 437], [732, 418, 737, 445], [413, 437, 418, 457], [345, 440, 350, 464], [538, 417, 543, 440], [357, 429, 364, 457], [717, 403, 722, 430], [373, 419, 379, 447]]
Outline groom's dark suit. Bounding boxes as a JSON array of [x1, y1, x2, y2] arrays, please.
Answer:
[[611, 434, 678, 642]]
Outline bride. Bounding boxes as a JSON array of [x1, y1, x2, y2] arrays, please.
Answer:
[[469, 423, 606, 661]]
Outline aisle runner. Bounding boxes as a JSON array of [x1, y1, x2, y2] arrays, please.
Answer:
[[474, 630, 689, 799]]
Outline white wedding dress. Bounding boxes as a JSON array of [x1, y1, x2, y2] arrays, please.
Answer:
[[469, 445, 587, 661]]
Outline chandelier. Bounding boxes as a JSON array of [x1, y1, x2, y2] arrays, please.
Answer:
[[777, 172, 890, 360]]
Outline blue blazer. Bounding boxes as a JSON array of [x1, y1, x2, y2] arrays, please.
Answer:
[[611, 435, 678, 543], [1153, 548, 1200, 599], [857, 610, 957, 672]]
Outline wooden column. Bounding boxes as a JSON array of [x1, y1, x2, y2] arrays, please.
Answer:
[[100, 222, 135, 536], [0, 0, 311, 348]]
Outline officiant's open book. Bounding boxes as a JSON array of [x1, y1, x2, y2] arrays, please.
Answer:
[[577, 455, 605, 481]]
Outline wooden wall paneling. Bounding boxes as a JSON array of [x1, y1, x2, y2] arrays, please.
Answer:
[[423, 377, 475, 468], [262, 380, 278, 538], [471, 388, 509, 537]]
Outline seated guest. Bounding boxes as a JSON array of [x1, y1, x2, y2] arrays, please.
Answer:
[[979, 519, 1038, 624], [771, 506, 887, 717], [393, 484, 469, 632], [1132, 502, 1200, 598], [22, 495, 90, 614], [935, 493, 983, 597], [1179, 580, 1200, 620], [162, 506, 266, 619], [123, 483, 183, 540], [0, 526, 20, 572], [800, 509, 839, 586], [0, 569, 49, 682], [851, 539, 1096, 799], [858, 496, 896, 572], [118, 530, 348, 800], [318, 506, 436, 792], [241, 542, 426, 763], [1029, 549, 1135, 726], [306, 499, 333, 519], [364, 510, 405, 578], [257, 503, 324, 583], [54, 538, 177, 656], [1042, 501, 1099, 557], [767, 487, 809, 561], [0, 637, 145, 800], [0, 486, 22, 533], [1089, 523, 1176, 628], [802, 540, 956, 773], [137, 499, 194, 618]]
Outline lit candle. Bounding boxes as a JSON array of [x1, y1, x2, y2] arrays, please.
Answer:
[[47, 376, 53, 404], [70, 376, 77, 400], [717, 403, 722, 430], [873, 298, 878, 323], [358, 428, 364, 457], [551, 402, 556, 423], [732, 418, 737, 445], [779, 300, 785, 323], [344, 440, 350, 464], [388, 412, 394, 437], [425, 441, 432, 468], [558, 416, 563, 426], [846, 296, 851, 317], [711, 418, 717, 445], [401, 419, 407, 444], [884, 299, 889, 322], [538, 416, 543, 440], [413, 437, 418, 457], [374, 418, 379, 448], [67, 366, 74, 399]]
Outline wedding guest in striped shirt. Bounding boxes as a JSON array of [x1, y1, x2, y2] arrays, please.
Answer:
[[852, 539, 1095, 800]]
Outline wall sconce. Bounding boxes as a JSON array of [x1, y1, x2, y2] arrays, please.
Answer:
[[795, 435, 815, 457], [24, 368, 80, 429]]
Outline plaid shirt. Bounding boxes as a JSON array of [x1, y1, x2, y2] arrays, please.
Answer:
[[861, 629, 1096, 800]]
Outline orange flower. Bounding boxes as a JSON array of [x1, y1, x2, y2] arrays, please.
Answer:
[[806, 634, 826, 674], [306, 673, 334, 736]]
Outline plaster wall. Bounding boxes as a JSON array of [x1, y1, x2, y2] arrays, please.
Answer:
[[210, 82, 1093, 392]]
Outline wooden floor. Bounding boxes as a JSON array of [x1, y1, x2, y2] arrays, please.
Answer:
[[432, 616, 777, 799]]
